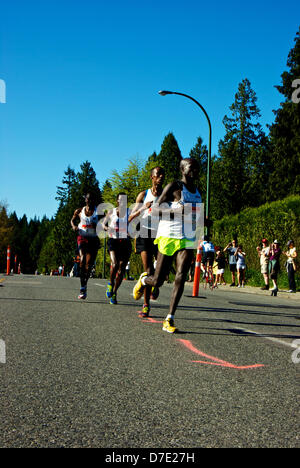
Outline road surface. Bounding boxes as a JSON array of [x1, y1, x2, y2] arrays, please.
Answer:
[[0, 274, 299, 448]]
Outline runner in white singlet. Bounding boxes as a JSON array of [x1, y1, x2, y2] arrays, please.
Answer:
[[71, 192, 100, 299], [128, 167, 165, 317], [102, 193, 132, 305], [133, 158, 209, 334]]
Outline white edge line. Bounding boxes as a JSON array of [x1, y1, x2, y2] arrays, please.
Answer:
[[234, 327, 300, 349]]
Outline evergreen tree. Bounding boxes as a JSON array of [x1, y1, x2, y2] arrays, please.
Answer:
[[55, 165, 77, 207], [155, 133, 182, 183], [0, 203, 13, 272], [30, 216, 53, 273], [72, 161, 102, 207], [216, 78, 268, 215], [189, 136, 208, 198], [268, 27, 300, 200], [102, 179, 115, 205]]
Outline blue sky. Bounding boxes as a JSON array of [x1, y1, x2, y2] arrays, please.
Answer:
[[1, 0, 299, 220]]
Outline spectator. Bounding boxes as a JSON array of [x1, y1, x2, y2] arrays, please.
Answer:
[[284, 240, 297, 293], [269, 240, 281, 296], [214, 247, 226, 287], [212, 258, 218, 287], [73, 254, 80, 278], [188, 256, 195, 282], [125, 261, 130, 280], [200, 236, 215, 279], [224, 239, 238, 286], [256, 238, 270, 290], [235, 245, 246, 288]]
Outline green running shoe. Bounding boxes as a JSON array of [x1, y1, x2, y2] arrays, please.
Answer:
[[110, 293, 117, 305], [106, 282, 113, 299]]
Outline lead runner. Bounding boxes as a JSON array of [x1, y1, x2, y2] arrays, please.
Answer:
[[132, 158, 205, 333]]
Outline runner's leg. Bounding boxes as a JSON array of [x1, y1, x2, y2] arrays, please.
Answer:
[[109, 250, 118, 289], [144, 251, 173, 289], [113, 259, 127, 294], [79, 246, 87, 288], [168, 249, 194, 316], [78, 245, 89, 298], [141, 250, 154, 306]]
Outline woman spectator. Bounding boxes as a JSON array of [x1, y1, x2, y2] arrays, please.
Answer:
[[214, 247, 226, 287], [256, 239, 270, 290], [284, 240, 297, 293], [269, 240, 281, 296], [235, 245, 246, 288]]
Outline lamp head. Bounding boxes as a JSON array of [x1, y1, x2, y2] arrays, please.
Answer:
[[158, 90, 172, 96]]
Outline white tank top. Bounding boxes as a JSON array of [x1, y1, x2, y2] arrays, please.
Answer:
[[156, 183, 202, 240], [109, 208, 129, 239], [202, 241, 215, 253], [78, 207, 98, 237], [140, 188, 160, 233]]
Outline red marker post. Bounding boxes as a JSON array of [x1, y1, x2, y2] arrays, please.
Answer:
[[192, 242, 202, 297], [14, 255, 18, 273], [6, 246, 11, 276]]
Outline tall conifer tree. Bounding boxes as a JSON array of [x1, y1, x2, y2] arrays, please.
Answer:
[[268, 27, 300, 199]]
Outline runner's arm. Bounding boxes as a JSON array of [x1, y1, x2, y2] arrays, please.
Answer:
[[101, 210, 112, 231], [128, 191, 148, 223], [150, 182, 181, 216], [71, 208, 81, 231]]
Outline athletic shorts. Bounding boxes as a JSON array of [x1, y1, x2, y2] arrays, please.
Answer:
[[107, 238, 132, 261], [77, 235, 100, 253], [217, 269, 225, 275], [229, 264, 237, 272], [201, 251, 215, 267], [154, 237, 195, 257], [135, 236, 158, 256]]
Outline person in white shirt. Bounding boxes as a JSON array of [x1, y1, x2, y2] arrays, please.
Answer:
[[129, 167, 165, 317], [284, 240, 297, 293], [256, 238, 270, 290], [132, 158, 207, 334], [71, 192, 100, 299], [200, 236, 215, 279], [102, 193, 132, 305]]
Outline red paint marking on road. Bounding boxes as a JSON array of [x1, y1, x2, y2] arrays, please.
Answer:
[[137, 311, 163, 323], [178, 339, 264, 370], [141, 317, 163, 324]]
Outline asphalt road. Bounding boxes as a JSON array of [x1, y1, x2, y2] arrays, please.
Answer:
[[0, 274, 299, 448]]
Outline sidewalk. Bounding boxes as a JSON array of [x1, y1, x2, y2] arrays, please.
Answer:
[[185, 281, 300, 301]]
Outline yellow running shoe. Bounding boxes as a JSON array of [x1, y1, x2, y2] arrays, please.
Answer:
[[133, 272, 148, 300], [162, 318, 178, 334]]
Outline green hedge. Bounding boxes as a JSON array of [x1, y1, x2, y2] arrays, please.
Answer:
[[211, 195, 300, 289]]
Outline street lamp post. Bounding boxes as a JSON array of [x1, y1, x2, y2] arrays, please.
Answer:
[[158, 90, 212, 236]]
